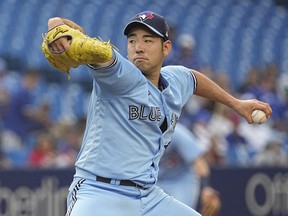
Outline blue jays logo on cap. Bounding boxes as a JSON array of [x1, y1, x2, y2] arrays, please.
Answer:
[[138, 11, 154, 22]]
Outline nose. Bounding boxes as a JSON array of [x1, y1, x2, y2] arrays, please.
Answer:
[[135, 41, 144, 53]]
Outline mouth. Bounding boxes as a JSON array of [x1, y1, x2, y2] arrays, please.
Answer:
[[134, 56, 147, 63]]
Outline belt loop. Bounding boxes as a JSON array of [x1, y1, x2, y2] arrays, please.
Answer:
[[111, 179, 121, 185], [95, 175, 145, 189]]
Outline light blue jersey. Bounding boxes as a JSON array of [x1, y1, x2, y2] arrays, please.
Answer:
[[158, 124, 205, 179], [157, 123, 205, 208], [74, 50, 197, 187]]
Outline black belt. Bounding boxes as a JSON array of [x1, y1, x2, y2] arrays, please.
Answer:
[[96, 176, 145, 189]]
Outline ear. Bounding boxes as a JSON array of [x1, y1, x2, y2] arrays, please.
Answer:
[[163, 40, 172, 57]]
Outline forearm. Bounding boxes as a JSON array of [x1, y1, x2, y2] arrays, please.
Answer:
[[193, 70, 239, 110], [193, 157, 210, 178]]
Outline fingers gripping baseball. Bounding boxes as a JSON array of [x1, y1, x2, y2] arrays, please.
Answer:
[[234, 99, 272, 124], [249, 100, 272, 124]]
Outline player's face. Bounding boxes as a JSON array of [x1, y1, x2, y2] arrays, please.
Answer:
[[127, 26, 170, 76]]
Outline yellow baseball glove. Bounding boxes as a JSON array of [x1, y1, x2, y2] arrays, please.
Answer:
[[200, 187, 221, 216], [41, 23, 113, 77]]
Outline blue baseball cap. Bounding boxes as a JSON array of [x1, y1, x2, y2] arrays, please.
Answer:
[[124, 11, 169, 41]]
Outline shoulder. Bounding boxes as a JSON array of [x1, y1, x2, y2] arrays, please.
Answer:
[[161, 65, 196, 87], [161, 65, 191, 74], [161, 65, 195, 81]]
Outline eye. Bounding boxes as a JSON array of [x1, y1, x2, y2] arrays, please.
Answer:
[[129, 39, 136, 44], [145, 39, 152, 43]]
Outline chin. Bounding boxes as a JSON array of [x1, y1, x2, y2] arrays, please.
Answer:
[[134, 62, 144, 70]]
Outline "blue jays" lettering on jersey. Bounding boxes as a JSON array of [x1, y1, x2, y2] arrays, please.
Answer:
[[74, 50, 197, 187]]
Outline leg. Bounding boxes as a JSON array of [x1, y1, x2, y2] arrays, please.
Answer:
[[157, 172, 201, 208], [141, 186, 201, 216], [66, 178, 141, 216]]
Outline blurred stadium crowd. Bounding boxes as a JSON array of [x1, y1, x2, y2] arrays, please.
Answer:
[[0, 0, 287, 169]]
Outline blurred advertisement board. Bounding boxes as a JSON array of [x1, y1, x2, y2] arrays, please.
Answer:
[[211, 167, 288, 216], [0, 167, 287, 216]]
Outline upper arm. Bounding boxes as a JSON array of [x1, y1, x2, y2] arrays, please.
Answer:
[[192, 69, 238, 110], [88, 51, 145, 96], [162, 66, 197, 105]]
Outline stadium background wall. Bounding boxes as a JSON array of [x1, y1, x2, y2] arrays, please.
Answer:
[[0, 167, 287, 216]]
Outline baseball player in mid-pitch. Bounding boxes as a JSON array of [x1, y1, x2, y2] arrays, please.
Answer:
[[42, 11, 272, 216]]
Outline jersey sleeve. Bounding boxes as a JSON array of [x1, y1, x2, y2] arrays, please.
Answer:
[[87, 50, 145, 96], [162, 65, 197, 106], [172, 124, 205, 164]]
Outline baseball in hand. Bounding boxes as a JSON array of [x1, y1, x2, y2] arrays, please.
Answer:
[[252, 110, 267, 124]]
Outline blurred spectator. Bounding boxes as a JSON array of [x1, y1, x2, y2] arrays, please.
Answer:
[[253, 137, 287, 167], [2, 69, 51, 145], [239, 65, 282, 119], [175, 34, 199, 69], [224, 113, 252, 166], [51, 119, 85, 168], [27, 132, 57, 168], [274, 73, 288, 136], [257, 64, 282, 121], [0, 58, 10, 120], [238, 67, 262, 97], [1, 69, 53, 167], [0, 58, 11, 168], [165, 33, 200, 70], [207, 72, 234, 135], [188, 104, 227, 167], [237, 119, 272, 154], [0, 152, 11, 169], [204, 73, 234, 166], [163, 22, 200, 70], [240, 64, 281, 122], [237, 64, 280, 158], [207, 104, 233, 163], [187, 102, 214, 151], [204, 134, 227, 167]]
